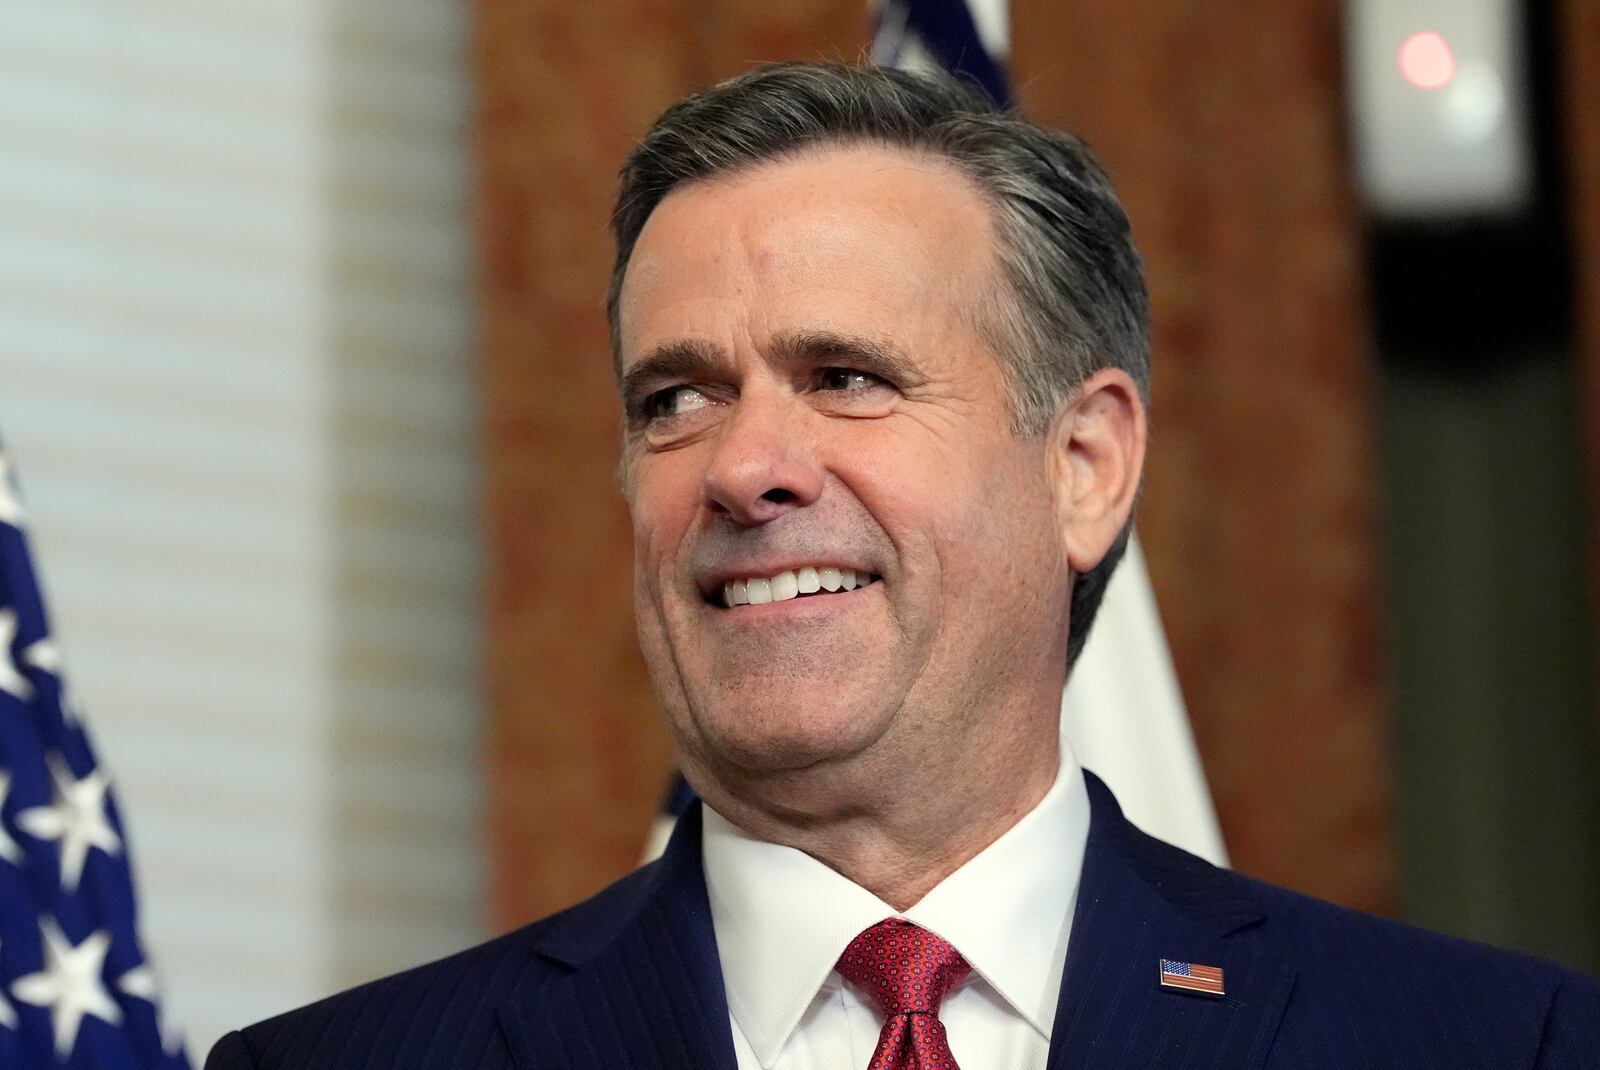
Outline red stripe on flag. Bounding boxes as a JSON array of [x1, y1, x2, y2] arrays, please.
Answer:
[[1160, 962, 1225, 995]]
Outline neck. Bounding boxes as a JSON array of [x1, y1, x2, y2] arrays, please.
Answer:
[[692, 721, 1062, 910]]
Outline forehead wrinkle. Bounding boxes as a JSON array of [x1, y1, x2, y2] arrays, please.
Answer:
[[619, 144, 1006, 399]]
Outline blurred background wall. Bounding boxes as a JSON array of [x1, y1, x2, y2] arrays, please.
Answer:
[[1, 0, 485, 1055], [1, 0, 1597, 1061]]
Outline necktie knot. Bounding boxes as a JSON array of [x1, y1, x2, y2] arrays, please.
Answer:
[[836, 918, 971, 1018]]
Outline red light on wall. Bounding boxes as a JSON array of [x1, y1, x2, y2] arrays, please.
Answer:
[[1399, 31, 1456, 90]]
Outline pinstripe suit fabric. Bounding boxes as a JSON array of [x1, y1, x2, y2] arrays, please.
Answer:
[[206, 773, 1600, 1069]]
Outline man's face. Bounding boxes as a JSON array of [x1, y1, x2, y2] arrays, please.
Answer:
[[616, 145, 1074, 795]]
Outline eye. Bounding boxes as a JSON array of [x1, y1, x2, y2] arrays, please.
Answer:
[[644, 385, 712, 421], [818, 367, 887, 392]]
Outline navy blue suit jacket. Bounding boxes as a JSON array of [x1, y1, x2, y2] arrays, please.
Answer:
[[206, 772, 1600, 1068]]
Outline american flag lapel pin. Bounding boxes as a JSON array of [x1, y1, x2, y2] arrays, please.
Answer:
[[1159, 958, 1225, 997]]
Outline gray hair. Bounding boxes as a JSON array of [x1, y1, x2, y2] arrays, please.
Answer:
[[608, 61, 1150, 664]]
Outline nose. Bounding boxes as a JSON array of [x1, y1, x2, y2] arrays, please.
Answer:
[[701, 389, 823, 525]]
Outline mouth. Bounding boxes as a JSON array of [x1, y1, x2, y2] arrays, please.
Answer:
[[712, 566, 882, 608]]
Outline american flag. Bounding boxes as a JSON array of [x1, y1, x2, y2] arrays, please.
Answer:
[[0, 440, 190, 1067], [869, 0, 1011, 106], [1159, 958, 1226, 997]]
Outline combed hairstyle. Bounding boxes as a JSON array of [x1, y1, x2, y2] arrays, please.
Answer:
[[607, 61, 1150, 664]]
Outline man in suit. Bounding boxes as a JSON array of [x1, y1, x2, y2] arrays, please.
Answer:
[[207, 62, 1600, 1069]]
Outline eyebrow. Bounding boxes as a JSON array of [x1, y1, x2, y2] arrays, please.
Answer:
[[770, 329, 928, 387], [618, 339, 729, 402], [618, 329, 928, 401]]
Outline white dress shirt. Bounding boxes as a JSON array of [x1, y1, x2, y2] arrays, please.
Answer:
[[702, 735, 1091, 1070]]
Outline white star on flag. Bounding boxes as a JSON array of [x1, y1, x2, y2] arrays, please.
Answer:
[[0, 608, 33, 702], [0, 940, 16, 1031], [118, 962, 185, 1056], [10, 919, 123, 1059], [0, 772, 23, 865], [21, 637, 74, 724], [23, 637, 61, 675], [0, 455, 24, 528], [16, 756, 122, 893]]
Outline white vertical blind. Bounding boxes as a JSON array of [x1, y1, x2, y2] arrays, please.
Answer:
[[0, 0, 482, 1058]]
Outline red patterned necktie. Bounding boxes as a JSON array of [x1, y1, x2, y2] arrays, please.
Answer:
[[836, 918, 971, 1070]]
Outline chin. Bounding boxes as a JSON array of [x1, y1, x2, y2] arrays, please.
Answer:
[[679, 687, 892, 776]]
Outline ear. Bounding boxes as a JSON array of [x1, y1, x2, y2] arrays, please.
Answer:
[[1048, 368, 1147, 574]]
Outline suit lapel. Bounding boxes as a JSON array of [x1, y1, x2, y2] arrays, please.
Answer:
[[1048, 773, 1296, 1069], [495, 773, 1294, 1069], [498, 804, 740, 1070]]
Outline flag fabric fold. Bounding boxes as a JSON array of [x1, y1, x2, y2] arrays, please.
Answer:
[[0, 439, 190, 1068]]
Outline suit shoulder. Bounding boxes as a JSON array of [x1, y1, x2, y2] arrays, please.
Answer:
[[221, 925, 540, 1070], [220, 862, 664, 1069], [1117, 810, 1583, 994], [1227, 866, 1596, 1058], [1241, 867, 1576, 987], [1110, 812, 1593, 1059]]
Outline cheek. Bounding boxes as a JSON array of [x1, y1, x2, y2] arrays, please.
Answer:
[[846, 421, 1026, 525], [626, 459, 705, 607], [866, 439, 1053, 593], [627, 459, 696, 548]]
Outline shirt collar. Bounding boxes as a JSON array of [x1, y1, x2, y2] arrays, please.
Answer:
[[702, 735, 1090, 1067]]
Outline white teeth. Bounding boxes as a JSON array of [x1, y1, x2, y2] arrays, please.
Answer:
[[720, 566, 875, 606], [771, 571, 799, 601]]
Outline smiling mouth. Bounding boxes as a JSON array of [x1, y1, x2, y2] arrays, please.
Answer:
[[717, 566, 881, 608]]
